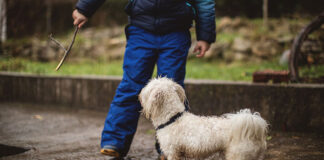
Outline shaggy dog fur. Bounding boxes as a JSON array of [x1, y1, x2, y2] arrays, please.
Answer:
[[139, 78, 268, 160]]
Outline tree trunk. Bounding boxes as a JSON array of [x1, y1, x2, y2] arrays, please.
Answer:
[[0, 0, 7, 42], [46, 0, 52, 35], [263, 0, 268, 29]]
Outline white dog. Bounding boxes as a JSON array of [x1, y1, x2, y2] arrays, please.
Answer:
[[139, 77, 268, 160]]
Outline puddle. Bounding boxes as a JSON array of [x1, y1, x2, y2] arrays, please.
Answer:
[[0, 144, 29, 158]]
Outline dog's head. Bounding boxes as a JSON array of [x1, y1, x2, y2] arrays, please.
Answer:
[[139, 77, 186, 119]]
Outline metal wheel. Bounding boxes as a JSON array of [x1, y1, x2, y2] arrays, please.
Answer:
[[289, 11, 324, 83]]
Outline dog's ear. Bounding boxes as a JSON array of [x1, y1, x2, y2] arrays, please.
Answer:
[[152, 89, 165, 108], [142, 88, 165, 119], [174, 84, 186, 103]]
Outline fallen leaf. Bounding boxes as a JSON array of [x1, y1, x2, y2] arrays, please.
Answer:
[[32, 115, 43, 120]]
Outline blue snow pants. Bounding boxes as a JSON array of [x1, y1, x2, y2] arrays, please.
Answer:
[[100, 25, 191, 157]]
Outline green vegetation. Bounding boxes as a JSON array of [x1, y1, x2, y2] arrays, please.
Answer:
[[185, 59, 288, 81], [3, 17, 322, 82], [299, 65, 324, 78], [0, 57, 123, 76], [0, 57, 289, 81], [216, 32, 239, 43]]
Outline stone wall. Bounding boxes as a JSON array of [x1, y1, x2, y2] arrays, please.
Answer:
[[0, 72, 323, 133]]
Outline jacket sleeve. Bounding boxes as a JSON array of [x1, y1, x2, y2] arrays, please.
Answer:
[[75, 0, 106, 17], [193, 0, 216, 44]]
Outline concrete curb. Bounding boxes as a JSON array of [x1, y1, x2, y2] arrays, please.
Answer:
[[0, 72, 323, 133]]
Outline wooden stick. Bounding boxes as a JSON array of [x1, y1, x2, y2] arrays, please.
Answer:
[[49, 26, 79, 71], [49, 34, 67, 52]]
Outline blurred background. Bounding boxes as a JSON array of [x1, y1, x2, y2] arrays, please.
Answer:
[[1, 2, 324, 159], [0, 0, 323, 81]]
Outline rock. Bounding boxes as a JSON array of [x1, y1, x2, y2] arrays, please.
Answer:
[[277, 35, 294, 45], [91, 45, 106, 59], [106, 47, 125, 61], [252, 40, 281, 58], [204, 42, 229, 59], [238, 27, 251, 36], [217, 17, 232, 31], [3, 41, 33, 58], [301, 40, 322, 53], [218, 17, 247, 32], [233, 52, 249, 61], [279, 50, 291, 65], [29, 39, 60, 62], [82, 27, 123, 40], [45, 46, 57, 61], [232, 37, 252, 53], [106, 37, 125, 47], [20, 44, 33, 57], [232, 17, 246, 28], [223, 51, 249, 62], [223, 50, 235, 62], [36, 44, 57, 62]]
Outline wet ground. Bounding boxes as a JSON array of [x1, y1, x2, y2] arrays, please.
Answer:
[[0, 103, 323, 160]]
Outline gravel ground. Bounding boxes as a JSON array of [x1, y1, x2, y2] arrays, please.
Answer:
[[0, 103, 323, 160]]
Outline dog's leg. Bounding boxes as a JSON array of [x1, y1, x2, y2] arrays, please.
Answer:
[[225, 141, 264, 160], [256, 149, 266, 160], [167, 153, 181, 160]]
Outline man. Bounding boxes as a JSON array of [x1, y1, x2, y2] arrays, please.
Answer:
[[73, 0, 216, 159]]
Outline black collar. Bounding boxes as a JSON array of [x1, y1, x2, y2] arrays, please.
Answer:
[[156, 109, 187, 130]]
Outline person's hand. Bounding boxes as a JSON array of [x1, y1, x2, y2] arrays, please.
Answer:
[[194, 40, 210, 58], [72, 9, 88, 28]]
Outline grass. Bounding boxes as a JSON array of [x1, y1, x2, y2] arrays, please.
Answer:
[[0, 57, 124, 76], [0, 56, 289, 82], [299, 65, 324, 78], [3, 18, 319, 82], [186, 59, 288, 81], [216, 32, 239, 43]]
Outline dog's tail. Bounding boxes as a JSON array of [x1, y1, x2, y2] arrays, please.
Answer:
[[226, 109, 268, 148]]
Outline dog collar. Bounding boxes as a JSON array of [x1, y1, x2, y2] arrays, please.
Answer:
[[156, 109, 187, 131]]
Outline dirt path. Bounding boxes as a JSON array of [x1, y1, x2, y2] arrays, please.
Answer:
[[0, 103, 323, 160]]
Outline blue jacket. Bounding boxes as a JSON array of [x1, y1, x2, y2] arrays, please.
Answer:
[[76, 0, 216, 43]]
